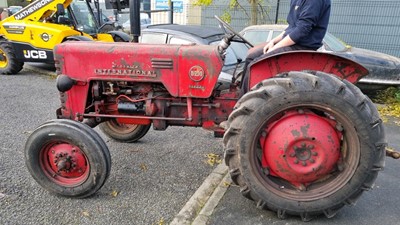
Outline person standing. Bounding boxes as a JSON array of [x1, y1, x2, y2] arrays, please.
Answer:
[[241, 0, 331, 93]]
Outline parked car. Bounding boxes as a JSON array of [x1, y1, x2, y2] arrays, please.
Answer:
[[121, 13, 151, 34], [140, 24, 250, 87], [240, 24, 400, 92]]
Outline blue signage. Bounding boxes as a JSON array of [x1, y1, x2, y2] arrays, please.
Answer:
[[155, 0, 183, 13]]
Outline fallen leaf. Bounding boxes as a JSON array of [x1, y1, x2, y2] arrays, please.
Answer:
[[140, 163, 147, 171], [110, 190, 119, 197], [48, 74, 58, 80], [157, 217, 165, 225], [223, 181, 231, 187], [375, 87, 400, 125], [82, 211, 90, 217], [205, 153, 222, 166]]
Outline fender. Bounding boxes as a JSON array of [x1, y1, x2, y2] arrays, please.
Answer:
[[107, 31, 131, 42], [63, 35, 93, 42], [247, 51, 369, 90]]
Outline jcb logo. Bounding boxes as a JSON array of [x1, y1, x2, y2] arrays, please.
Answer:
[[23, 50, 47, 59]]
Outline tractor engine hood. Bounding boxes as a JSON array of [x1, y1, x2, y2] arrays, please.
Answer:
[[54, 42, 224, 98]]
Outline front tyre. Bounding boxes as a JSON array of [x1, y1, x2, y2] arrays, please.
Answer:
[[224, 71, 386, 221], [99, 119, 151, 143], [25, 120, 111, 198], [0, 41, 24, 74]]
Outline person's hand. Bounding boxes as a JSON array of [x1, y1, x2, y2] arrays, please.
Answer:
[[266, 45, 278, 54], [263, 41, 274, 54]]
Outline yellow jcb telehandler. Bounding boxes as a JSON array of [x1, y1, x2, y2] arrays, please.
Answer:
[[0, 0, 130, 74]]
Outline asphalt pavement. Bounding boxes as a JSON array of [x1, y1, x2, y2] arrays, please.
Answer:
[[207, 118, 400, 225], [0, 66, 225, 225], [1, 64, 399, 225]]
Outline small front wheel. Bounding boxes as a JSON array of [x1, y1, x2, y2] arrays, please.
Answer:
[[25, 120, 111, 198]]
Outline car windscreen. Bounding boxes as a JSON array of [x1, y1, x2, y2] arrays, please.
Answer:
[[242, 30, 270, 45], [69, 0, 98, 34], [323, 33, 347, 52]]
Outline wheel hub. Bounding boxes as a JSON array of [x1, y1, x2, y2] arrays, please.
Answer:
[[0, 51, 7, 67], [55, 153, 74, 172], [42, 143, 88, 182], [261, 110, 341, 185]]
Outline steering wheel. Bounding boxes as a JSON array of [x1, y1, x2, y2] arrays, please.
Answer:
[[214, 15, 254, 48]]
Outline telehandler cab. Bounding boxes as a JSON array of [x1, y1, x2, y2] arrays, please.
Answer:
[[0, 0, 130, 75], [23, 1, 393, 221]]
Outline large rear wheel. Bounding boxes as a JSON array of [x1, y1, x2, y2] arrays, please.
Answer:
[[224, 71, 386, 221], [99, 119, 151, 143], [25, 120, 111, 198]]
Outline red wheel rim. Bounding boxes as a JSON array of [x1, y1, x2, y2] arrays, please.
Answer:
[[253, 106, 360, 201], [39, 141, 89, 187], [261, 110, 341, 187]]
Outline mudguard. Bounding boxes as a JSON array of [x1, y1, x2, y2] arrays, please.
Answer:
[[247, 51, 369, 90]]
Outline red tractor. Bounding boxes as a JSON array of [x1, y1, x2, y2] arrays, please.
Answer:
[[24, 17, 386, 221]]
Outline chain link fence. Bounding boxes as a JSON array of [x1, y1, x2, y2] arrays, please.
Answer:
[[170, 0, 399, 57]]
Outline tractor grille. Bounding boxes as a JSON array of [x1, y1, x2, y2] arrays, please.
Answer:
[[151, 58, 173, 69]]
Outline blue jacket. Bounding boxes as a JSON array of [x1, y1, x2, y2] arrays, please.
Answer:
[[284, 0, 331, 49]]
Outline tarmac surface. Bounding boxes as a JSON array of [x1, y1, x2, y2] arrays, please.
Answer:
[[1, 64, 399, 225], [0, 66, 223, 225], [207, 118, 400, 225]]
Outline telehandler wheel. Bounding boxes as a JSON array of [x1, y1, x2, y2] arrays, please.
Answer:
[[223, 71, 386, 221], [25, 120, 111, 198], [99, 119, 151, 143], [0, 41, 24, 75]]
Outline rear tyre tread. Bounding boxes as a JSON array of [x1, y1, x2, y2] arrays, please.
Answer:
[[323, 207, 341, 219], [239, 185, 252, 199], [229, 168, 241, 185], [300, 213, 313, 222], [256, 199, 266, 209], [224, 71, 386, 220]]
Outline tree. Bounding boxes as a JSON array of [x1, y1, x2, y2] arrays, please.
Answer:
[[193, 0, 271, 25], [7, 0, 29, 7]]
